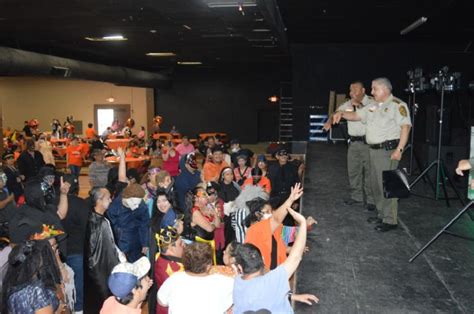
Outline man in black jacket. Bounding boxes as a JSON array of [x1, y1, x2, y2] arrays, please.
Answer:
[[61, 174, 88, 314], [268, 148, 300, 199], [84, 187, 124, 312], [17, 139, 45, 181]]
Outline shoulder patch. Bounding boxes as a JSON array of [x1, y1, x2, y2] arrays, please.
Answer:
[[399, 105, 407, 117]]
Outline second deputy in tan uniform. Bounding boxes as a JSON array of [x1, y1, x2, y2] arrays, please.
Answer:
[[332, 77, 411, 232], [324, 81, 376, 210]]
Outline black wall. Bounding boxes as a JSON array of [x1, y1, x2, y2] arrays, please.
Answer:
[[291, 43, 474, 141], [155, 66, 289, 143]]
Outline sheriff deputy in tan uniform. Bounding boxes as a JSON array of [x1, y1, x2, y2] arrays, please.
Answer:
[[324, 81, 376, 210], [332, 77, 412, 232]]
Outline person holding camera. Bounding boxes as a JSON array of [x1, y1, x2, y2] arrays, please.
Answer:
[[332, 77, 411, 232], [162, 141, 181, 177]]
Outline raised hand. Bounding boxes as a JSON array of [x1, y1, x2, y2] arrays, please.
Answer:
[[289, 183, 304, 202], [59, 177, 71, 195], [287, 207, 306, 226], [117, 146, 125, 158]]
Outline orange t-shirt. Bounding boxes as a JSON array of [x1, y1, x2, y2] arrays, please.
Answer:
[[245, 218, 287, 270], [85, 127, 97, 139], [79, 143, 90, 157], [242, 176, 272, 194], [203, 161, 229, 182], [66, 145, 84, 166]]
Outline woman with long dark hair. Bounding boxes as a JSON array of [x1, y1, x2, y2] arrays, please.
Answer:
[[1, 226, 69, 314]]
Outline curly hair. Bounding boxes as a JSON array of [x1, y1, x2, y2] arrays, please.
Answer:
[[183, 242, 212, 274]]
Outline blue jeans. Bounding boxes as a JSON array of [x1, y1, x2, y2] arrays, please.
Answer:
[[66, 254, 84, 311], [69, 165, 81, 178]]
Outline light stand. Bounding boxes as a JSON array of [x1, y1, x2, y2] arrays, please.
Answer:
[[404, 82, 422, 176], [409, 200, 474, 263], [409, 67, 465, 207]]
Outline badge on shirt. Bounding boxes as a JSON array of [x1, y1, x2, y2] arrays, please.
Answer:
[[399, 105, 408, 117], [384, 108, 388, 112], [368, 105, 377, 112]]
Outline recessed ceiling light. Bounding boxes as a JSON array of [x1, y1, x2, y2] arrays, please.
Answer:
[[207, 2, 257, 8], [146, 52, 176, 57], [252, 29, 271, 32], [183, 25, 192, 30], [85, 35, 127, 41], [177, 61, 202, 65], [150, 29, 157, 33]]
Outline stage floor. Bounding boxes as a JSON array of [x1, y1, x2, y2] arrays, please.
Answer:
[[295, 142, 474, 313]]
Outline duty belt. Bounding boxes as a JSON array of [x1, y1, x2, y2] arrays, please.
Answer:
[[369, 139, 399, 150], [349, 136, 365, 142]]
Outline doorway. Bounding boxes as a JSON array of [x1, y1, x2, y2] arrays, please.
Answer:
[[94, 104, 131, 135]]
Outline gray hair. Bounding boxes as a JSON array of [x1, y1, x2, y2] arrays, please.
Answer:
[[372, 77, 392, 92]]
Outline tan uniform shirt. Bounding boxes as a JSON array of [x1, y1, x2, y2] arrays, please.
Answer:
[[338, 95, 374, 137], [357, 94, 412, 145]]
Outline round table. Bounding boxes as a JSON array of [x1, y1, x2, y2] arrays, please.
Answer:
[[105, 139, 131, 150], [105, 156, 149, 169]]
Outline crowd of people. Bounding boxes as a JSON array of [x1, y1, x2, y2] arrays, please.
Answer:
[[0, 119, 319, 314]]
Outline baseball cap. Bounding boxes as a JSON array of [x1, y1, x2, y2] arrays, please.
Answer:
[[108, 256, 151, 300], [211, 145, 224, 154], [276, 148, 288, 156], [256, 154, 267, 163]]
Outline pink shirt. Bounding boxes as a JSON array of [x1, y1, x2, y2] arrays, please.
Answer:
[[163, 151, 181, 177], [100, 296, 142, 314], [175, 143, 195, 156]]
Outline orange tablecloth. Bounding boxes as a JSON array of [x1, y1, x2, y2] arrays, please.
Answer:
[[199, 133, 227, 140], [106, 139, 131, 150], [172, 139, 198, 146], [106, 156, 149, 169]]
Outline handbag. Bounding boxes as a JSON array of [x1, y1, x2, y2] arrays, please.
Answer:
[[383, 169, 410, 199]]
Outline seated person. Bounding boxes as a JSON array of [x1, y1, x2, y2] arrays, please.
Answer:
[[233, 155, 252, 186], [267, 148, 300, 198], [242, 167, 271, 194], [202, 146, 229, 183], [230, 139, 254, 168]]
